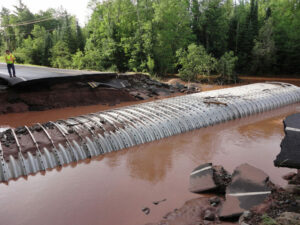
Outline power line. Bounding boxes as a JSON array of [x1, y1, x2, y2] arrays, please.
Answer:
[[2, 15, 53, 24], [1, 17, 56, 28], [0, 3, 152, 29], [1, 24, 74, 37]]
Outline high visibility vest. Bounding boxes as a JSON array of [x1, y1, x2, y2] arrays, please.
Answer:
[[5, 54, 15, 64]]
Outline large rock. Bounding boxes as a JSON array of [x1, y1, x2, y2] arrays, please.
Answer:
[[285, 184, 300, 195], [274, 113, 300, 169], [219, 164, 271, 220], [189, 163, 231, 193], [275, 212, 300, 225]]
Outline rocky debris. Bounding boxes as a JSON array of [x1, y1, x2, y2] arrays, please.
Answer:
[[30, 124, 42, 132], [241, 186, 298, 225], [189, 163, 231, 193], [125, 75, 196, 101], [15, 126, 28, 135], [285, 184, 300, 195], [219, 164, 271, 220], [153, 198, 167, 205], [147, 163, 299, 225], [283, 172, 300, 195], [213, 165, 232, 192], [0, 129, 16, 147], [44, 122, 55, 129], [146, 197, 224, 225], [0, 126, 10, 133], [209, 197, 221, 207], [142, 207, 150, 215], [238, 211, 252, 224], [283, 172, 298, 182], [204, 209, 216, 221], [275, 212, 300, 225], [274, 113, 300, 169]]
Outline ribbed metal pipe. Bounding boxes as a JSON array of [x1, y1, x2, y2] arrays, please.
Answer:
[[0, 82, 299, 182]]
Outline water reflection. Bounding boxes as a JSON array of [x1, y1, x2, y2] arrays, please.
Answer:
[[126, 140, 174, 183], [237, 117, 284, 140]]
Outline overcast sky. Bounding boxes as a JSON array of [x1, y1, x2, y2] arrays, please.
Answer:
[[0, 0, 91, 26]]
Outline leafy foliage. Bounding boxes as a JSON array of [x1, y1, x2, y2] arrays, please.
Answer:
[[176, 44, 217, 82], [50, 41, 72, 68], [251, 18, 276, 74], [217, 51, 238, 82], [0, 0, 299, 76], [261, 214, 278, 225]]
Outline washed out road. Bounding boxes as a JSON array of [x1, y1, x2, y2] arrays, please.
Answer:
[[0, 63, 106, 85]]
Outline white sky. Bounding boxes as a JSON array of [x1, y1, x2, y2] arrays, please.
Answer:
[[0, 0, 92, 26]]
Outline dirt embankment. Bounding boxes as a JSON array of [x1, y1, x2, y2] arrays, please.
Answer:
[[164, 76, 300, 93], [0, 74, 195, 115]]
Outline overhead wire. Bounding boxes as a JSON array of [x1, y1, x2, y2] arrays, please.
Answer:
[[1, 3, 153, 28], [0, 4, 154, 37], [1, 23, 75, 37], [1, 17, 56, 28]]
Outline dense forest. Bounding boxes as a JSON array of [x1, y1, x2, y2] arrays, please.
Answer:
[[0, 0, 299, 77]]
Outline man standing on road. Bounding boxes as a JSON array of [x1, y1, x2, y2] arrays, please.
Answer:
[[5, 50, 16, 78]]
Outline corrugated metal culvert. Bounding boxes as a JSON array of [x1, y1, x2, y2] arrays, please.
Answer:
[[0, 82, 299, 182]]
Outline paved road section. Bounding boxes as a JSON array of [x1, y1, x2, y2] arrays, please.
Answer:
[[274, 113, 300, 169], [0, 63, 114, 86], [189, 163, 217, 193], [219, 164, 271, 219]]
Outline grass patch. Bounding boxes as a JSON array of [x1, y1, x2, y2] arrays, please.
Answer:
[[260, 214, 278, 225]]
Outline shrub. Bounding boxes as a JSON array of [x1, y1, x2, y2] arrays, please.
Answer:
[[50, 41, 72, 68], [176, 44, 217, 82], [217, 51, 238, 83]]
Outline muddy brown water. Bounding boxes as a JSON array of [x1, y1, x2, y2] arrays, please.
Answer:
[[0, 79, 299, 225], [0, 101, 299, 225]]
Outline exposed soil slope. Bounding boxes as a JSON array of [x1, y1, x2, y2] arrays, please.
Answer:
[[0, 73, 193, 114]]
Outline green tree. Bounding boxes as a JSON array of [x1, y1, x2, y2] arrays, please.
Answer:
[[15, 25, 52, 65], [13, 0, 35, 47], [0, 7, 16, 50], [176, 44, 217, 82], [128, 0, 155, 73], [271, 0, 300, 74], [199, 0, 229, 57], [217, 51, 238, 83], [72, 50, 85, 69], [84, 0, 137, 72], [191, 0, 202, 44], [251, 18, 276, 74], [152, 0, 194, 75], [50, 40, 72, 68]]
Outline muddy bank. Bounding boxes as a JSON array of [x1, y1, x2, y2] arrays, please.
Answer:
[[240, 76, 300, 87], [145, 196, 226, 225], [165, 76, 300, 93], [0, 73, 194, 114]]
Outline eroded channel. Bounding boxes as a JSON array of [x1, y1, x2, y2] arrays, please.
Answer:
[[0, 102, 299, 225]]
